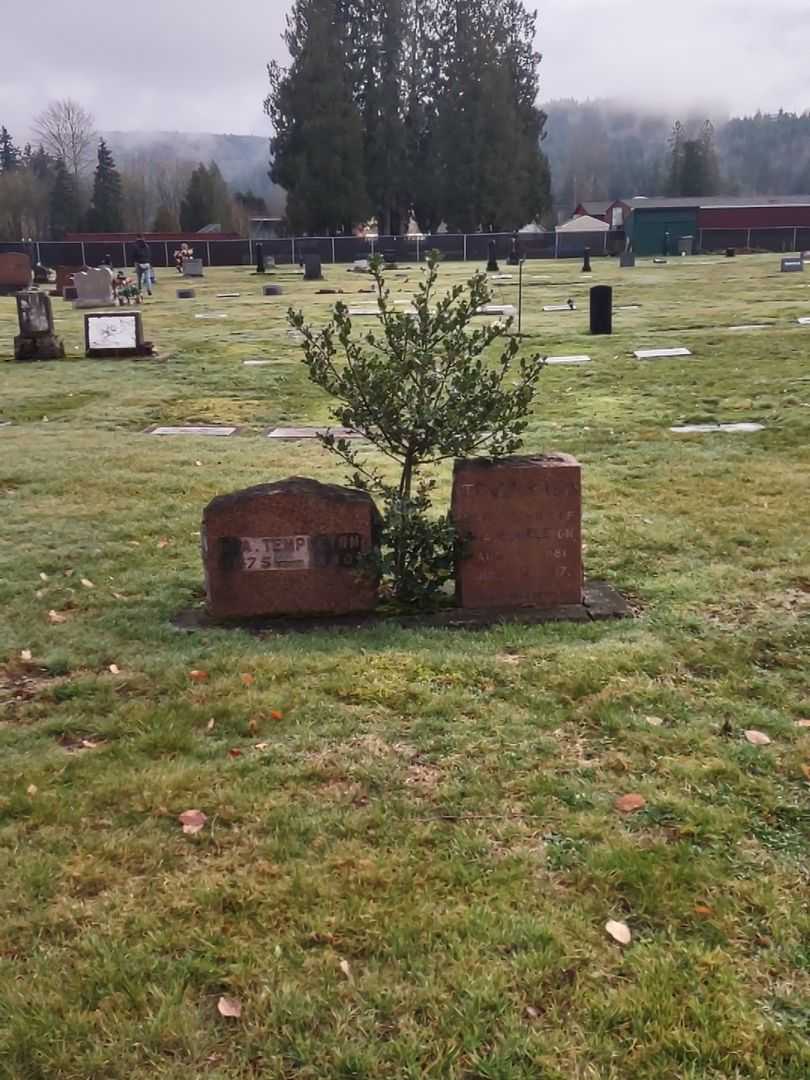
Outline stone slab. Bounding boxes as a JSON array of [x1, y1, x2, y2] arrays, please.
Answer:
[[670, 423, 765, 434], [194, 313, 228, 319], [348, 306, 380, 316], [263, 284, 283, 296], [616, 304, 641, 310], [544, 355, 592, 365], [183, 259, 204, 277], [85, 312, 154, 358], [243, 359, 274, 366], [201, 477, 381, 619], [797, 317, 810, 325], [452, 454, 584, 609], [476, 304, 517, 316], [216, 293, 241, 298], [634, 347, 692, 359], [147, 426, 238, 436], [728, 324, 770, 331], [0, 252, 32, 293], [173, 579, 630, 635], [266, 426, 365, 440], [177, 289, 196, 299], [543, 304, 576, 312]]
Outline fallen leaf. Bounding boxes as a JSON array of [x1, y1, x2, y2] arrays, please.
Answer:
[[189, 670, 209, 683], [26, 784, 38, 797], [338, 958, 352, 980], [81, 578, 95, 589], [179, 809, 207, 835], [694, 904, 713, 918], [745, 729, 771, 746], [615, 793, 646, 814], [247, 718, 259, 735], [271, 710, 284, 722], [195, 460, 203, 467], [206, 718, 215, 732], [795, 719, 810, 729], [228, 748, 243, 758], [645, 715, 664, 727], [240, 673, 255, 687], [525, 1005, 540, 1021], [605, 920, 632, 945], [64, 569, 74, 578], [801, 764, 810, 781], [217, 996, 242, 1019], [254, 742, 270, 751], [48, 610, 67, 624], [20, 649, 32, 662], [108, 664, 120, 675]]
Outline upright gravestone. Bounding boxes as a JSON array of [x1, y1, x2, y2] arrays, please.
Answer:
[[486, 240, 500, 273], [84, 311, 155, 358], [507, 233, 521, 267], [678, 236, 694, 256], [0, 253, 32, 295], [73, 267, 116, 309], [590, 285, 613, 335], [13, 291, 65, 361], [726, 248, 736, 258], [582, 246, 592, 273], [201, 478, 382, 619], [53, 266, 76, 296], [255, 243, 265, 274], [183, 258, 204, 278], [781, 257, 804, 273], [619, 252, 636, 268], [662, 231, 671, 257], [304, 255, 323, 281], [452, 455, 584, 609]]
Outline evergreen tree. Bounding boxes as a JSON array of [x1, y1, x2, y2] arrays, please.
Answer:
[[668, 119, 721, 196], [180, 161, 235, 231], [265, 0, 369, 234], [153, 205, 180, 232], [0, 126, 20, 172], [49, 157, 81, 239], [86, 139, 124, 231]]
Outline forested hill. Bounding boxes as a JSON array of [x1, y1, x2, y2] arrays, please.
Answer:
[[543, 101, 810, 213]]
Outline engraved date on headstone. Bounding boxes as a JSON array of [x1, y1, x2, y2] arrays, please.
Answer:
[[241, 536, 312, 571]]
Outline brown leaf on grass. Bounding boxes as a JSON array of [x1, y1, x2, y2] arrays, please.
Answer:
[[206, 718, 215, 732], [745, 730, 771, 746], [189, 670, 209, 683], [694, 905, 713, 918], [247, 718, 259, 735], [240, 673, 255, 687], [338, 958, 352, 980], [26, 784, 38, 797], [271, 710, 284, 722], [228, 748, 243, 758], [157, 538, 171, 549], [20, 649, 32, 662], [254, 742, 270, 751], [39, 572, 49, 582], [112, 592, 127, 601], [217, 996, 242, 1019], [605, 920, 632, 945], [645, 715, 665, 727], [615, 793, 646, 814], [496, 653, 525, 665], [525, 1005, 540, 1021], [47, 610, 68, 624], [179, 809, 208, 835], [801, 765, 810, 782], [81, 578, 95, 589]]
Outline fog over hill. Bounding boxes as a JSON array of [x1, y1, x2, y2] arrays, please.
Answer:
[[103, 130, 286, 216]]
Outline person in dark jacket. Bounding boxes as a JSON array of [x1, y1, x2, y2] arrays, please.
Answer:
[[131, 236, 153, 296]]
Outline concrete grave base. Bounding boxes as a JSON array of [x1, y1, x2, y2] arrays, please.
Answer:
[[173, 580, 631, 635], [13, 334, 65, 362], [146, 425, 239, 436]]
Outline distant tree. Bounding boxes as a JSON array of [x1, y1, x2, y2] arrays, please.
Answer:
[[265, 0, 370, 234], [86, 139, 124, 232], [153, 205, 180, 232], [668, 119, 721, 196], [33, 99, 96, 178], [49, 157, 82, 238], [235, 190, 268, 216], [0, 126, 20, 172], [180, 163, 211, 231], [26, 145, 55, 183]]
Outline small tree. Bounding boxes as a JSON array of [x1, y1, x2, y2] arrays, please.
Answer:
[[87, 139, 124, 232], [290, 254, 544, 604]]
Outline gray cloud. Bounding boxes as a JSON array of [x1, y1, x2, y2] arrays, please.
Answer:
[[1, 0, 808, 142]]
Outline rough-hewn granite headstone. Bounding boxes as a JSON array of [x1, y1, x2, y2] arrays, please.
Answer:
[[13, 291, 65, 361], [452, 454, 584, 609], [183, 258, 204, 277], [0, 253, 32, 295], [202, 478, 382, 619]]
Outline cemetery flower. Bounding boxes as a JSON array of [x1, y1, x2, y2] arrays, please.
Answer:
[[289, 253, 544, 604]]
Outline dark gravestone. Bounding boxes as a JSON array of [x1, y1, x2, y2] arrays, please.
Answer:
[[255, 243, 265, 274], [507, 233, 521, 266], [582, 246, 592, 273], [662, 231, 671, 257], [304, 255, 323, 281], [726, 248, 736, 258], [201, 478, 382, 619], [486, 240, 499, 273], [177, 288, 196, 299], [63, 285, 78, 301], [263, 284, 283, 296], [781, 257, 803, 273], [0, 253, 32, 295], [13, 291, 65, 362], [590, 285, 613, 335], [619, 252, 636, 268], [452, 455, 584, 609]]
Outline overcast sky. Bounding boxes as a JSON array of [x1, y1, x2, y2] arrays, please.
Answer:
[[2, 0, 809, 139]]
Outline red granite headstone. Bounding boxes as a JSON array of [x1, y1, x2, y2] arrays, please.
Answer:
[[0, 253, 32, 295], [202, 478, 381, 619], [452, 454, 584, 609], [54, 266, 76, 294]]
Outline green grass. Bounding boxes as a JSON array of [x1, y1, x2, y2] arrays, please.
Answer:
[[1, 255, 809, 1079]]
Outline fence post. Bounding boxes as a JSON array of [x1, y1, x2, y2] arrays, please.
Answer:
[[122, 241, 127, 268], [164, 241, 169, 268], [206, 241, 211, 267], [331, 236, 336, 264], [416, 235, 421, 263], [81, 241, 86, 266], [248, 237, 253, 265], [35, 241, 41, 264], [794, 227, 798, 252], [554, 232, 559, 260], [291, 237, 295, 265], [746, 229, 751, 251], [463, 233, 467, 261]]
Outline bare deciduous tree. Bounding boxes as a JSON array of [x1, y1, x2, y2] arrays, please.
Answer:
[[33, 99, 96, 178]]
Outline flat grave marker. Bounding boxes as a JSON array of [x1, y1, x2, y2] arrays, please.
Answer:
[[543, 303, 576, 312], [670, 423, 764, 434], [781, 258, 803, 273], [216, 293, 241, 298], [634, 347, 693, 360], [194, 313, 228, 320], [476, 304, 517, 317], [797, 316, 810, 325], [544, 355, 592, 366], [147, 425, 238, 437], [728, 324, 771, 331], [183, 259, 204, 277], [85, 312, 154, 358]]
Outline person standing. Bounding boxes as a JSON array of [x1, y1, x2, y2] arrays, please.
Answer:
[[131, 235, 153, 297]]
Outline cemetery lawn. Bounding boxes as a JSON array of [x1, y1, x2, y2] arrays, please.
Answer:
[[1, 256, 810, 1079]]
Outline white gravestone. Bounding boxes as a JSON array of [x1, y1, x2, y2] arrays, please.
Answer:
[[149, 426, 237, 436], [183, 259, 204, 277], [634, 347, 692, 359], [544, 355, 592, 365], [73, 267, 116, 309], [670, 423, 764, 434]]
